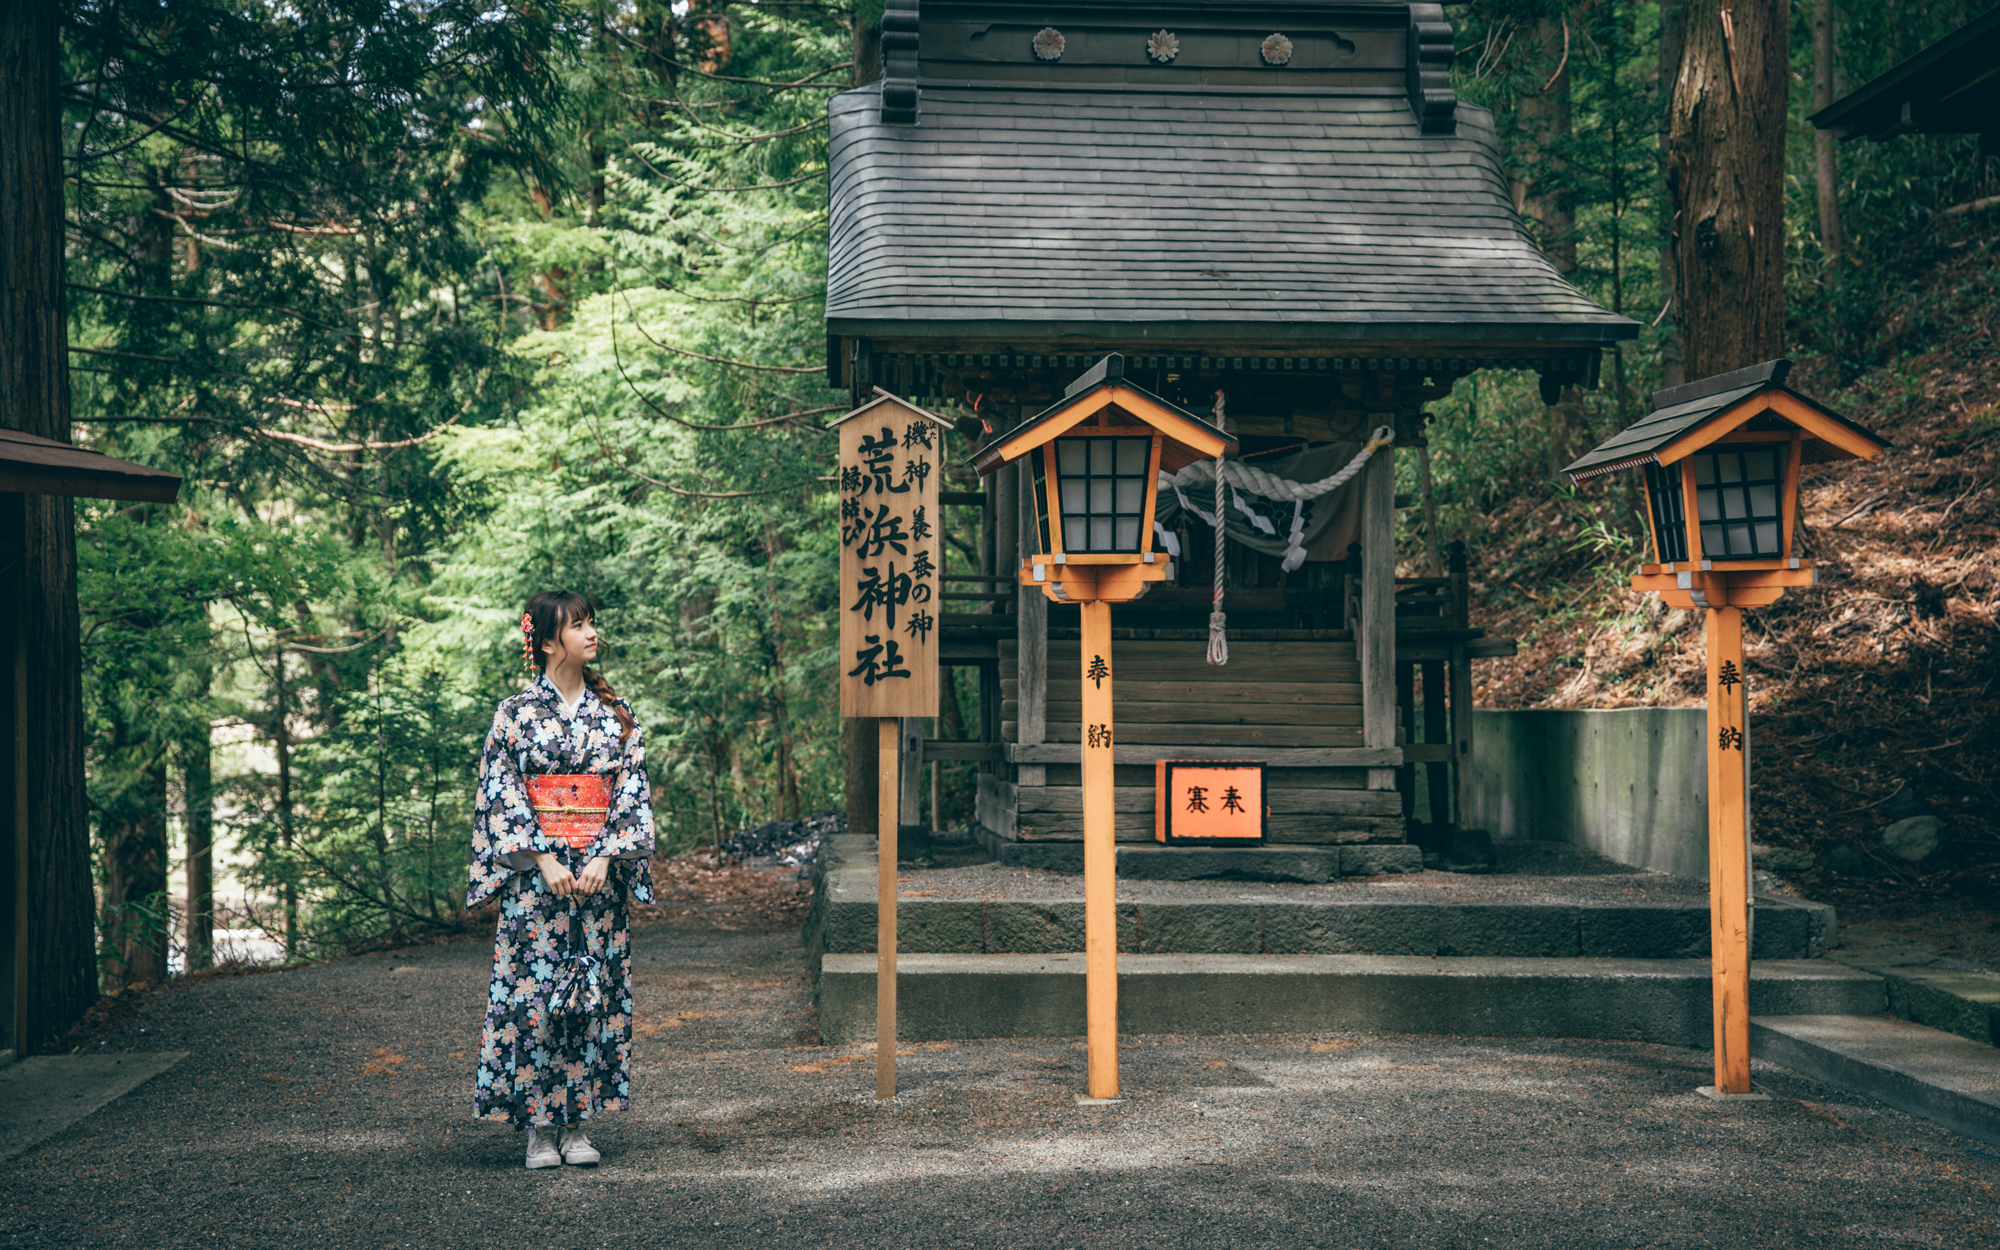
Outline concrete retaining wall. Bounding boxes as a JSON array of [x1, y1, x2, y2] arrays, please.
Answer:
[[1467, 708, 1709, 879]]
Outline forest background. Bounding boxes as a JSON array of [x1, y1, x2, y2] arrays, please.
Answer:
[[58, 0, 1998, 986]]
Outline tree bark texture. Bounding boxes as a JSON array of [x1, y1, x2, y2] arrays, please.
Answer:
[[843, 715, 877, 843], [1514, 19, 1577, 278], [184, 726, 215, 972], [1812, 0, 1844, 263], [102, 749, 170, 991], [1668, 0, 1791, 378], [1, 0, 97, 1051], [1657, 0, 1688, 388]]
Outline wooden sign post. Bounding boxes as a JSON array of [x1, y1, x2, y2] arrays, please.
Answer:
[[1562, 359, 1887, 1100], [971, 355, 1231, 1102], [832, 390, 950, 1100]]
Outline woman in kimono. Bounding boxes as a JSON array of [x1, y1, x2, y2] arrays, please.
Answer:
[[469, 590, 654, 1169]]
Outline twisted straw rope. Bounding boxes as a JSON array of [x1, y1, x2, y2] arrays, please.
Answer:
[[1198, 426, 1396, 667]]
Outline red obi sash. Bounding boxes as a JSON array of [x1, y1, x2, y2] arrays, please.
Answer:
[[527, 774, 611, 849]]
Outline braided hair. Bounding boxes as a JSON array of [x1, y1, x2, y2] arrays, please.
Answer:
[[522, 590, 635, 743]]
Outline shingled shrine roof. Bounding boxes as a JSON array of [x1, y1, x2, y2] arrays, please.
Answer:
[[827, 0, 1637, 352]]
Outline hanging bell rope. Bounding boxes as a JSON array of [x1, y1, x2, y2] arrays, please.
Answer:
[[1209, 454, 1228, 666], [1198, 424, 1396, 667]]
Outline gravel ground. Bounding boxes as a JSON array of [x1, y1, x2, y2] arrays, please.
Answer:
[[5, 915, 1998, 1249]]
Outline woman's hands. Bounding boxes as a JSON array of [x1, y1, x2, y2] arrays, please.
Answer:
[[533, 852, 611, 897], [532, 852, 576, 897]]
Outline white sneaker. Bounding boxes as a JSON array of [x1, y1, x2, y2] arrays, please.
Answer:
[[525, 1127, 562, 1169], [559, 1126, 600, 1166]]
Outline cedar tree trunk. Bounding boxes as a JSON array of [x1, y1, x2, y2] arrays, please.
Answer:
[[103, 746, 170, 990], [1657, 0, 1688, 388], [184, 725, 214, 971], [0, 0, 98, 1050], [843, 717, 877, 842], [1515, 18, 1577, 278], [1667, 0, 1792, 376], [1812, 0, 1844, 264]]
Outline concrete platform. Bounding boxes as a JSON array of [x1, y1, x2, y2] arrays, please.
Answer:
[[0, 1052, 189, 1162], [991, 841, 1422, 879], [1752, 1014, 2000, 1147], [1827, 926, 2000, 1047], [808, 836, 1836, 964], [817, 953, 1886, 1046]]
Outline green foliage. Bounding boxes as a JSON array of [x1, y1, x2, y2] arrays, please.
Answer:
[[252, 659, 488, 952], [63, 0, 579, 968]]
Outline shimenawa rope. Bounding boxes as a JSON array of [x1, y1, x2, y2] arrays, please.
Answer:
[[1197, 424, 1395, 667]]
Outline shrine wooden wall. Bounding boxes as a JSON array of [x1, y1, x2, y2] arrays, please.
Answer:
[[983, 636, 1404, 844]]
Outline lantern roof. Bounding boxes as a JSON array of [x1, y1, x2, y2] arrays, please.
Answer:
[[970, 354, 1232, 477], [826, 387, 957, 430], [1562, 359, 1889, 483]]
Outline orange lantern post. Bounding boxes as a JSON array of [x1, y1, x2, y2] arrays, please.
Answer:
[[973, 355, 1231, 1100], [1564, 360, 1886, 1097]]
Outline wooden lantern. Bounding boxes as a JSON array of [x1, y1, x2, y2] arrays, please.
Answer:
[[973, 354, 1232, 1100], [1565, 359, 1887, 1099]]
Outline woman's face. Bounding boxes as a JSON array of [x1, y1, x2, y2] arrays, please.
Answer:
[[541, 612, 599, 669]]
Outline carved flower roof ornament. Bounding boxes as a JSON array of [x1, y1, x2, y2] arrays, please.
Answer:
[[1033, 27, 1065, 61], [1147, 30, 1179, 63], [1261, 32, 1293, 66]]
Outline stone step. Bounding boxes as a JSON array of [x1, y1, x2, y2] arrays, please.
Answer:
[[810, 837, 1835, 962], [1825, 926, 2000, 1047], [989, 842, 1419, 880], [1751, 1014, 2000, 1147], [815, 953, 1886, 1046], [816, 892, 1832, 960]]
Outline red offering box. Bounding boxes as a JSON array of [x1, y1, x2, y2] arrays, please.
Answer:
[[527, 774, 611, 849], [1153, 761, 1266, 845]]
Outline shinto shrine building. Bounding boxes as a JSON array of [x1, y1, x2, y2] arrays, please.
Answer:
[[825, 0, 1637, 853]]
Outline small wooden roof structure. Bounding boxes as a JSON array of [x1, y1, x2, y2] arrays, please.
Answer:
[[826, 387, 957, 431], [0, 428, 182, 501], [1562, 360, 1887, 483], [972, 355, 1231, 476], [1809, 6, 2000, 147], [827, 0, 1636, 371]]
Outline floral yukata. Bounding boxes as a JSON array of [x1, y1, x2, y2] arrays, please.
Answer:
[[470, 674, 654, 1129]]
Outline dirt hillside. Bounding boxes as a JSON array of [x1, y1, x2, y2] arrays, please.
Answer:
[[1461, 244, 1999, 937]]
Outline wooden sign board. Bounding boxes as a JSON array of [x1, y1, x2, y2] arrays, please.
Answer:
[[1154, 761, 1266, 844], [833, 392, 951, 719]]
